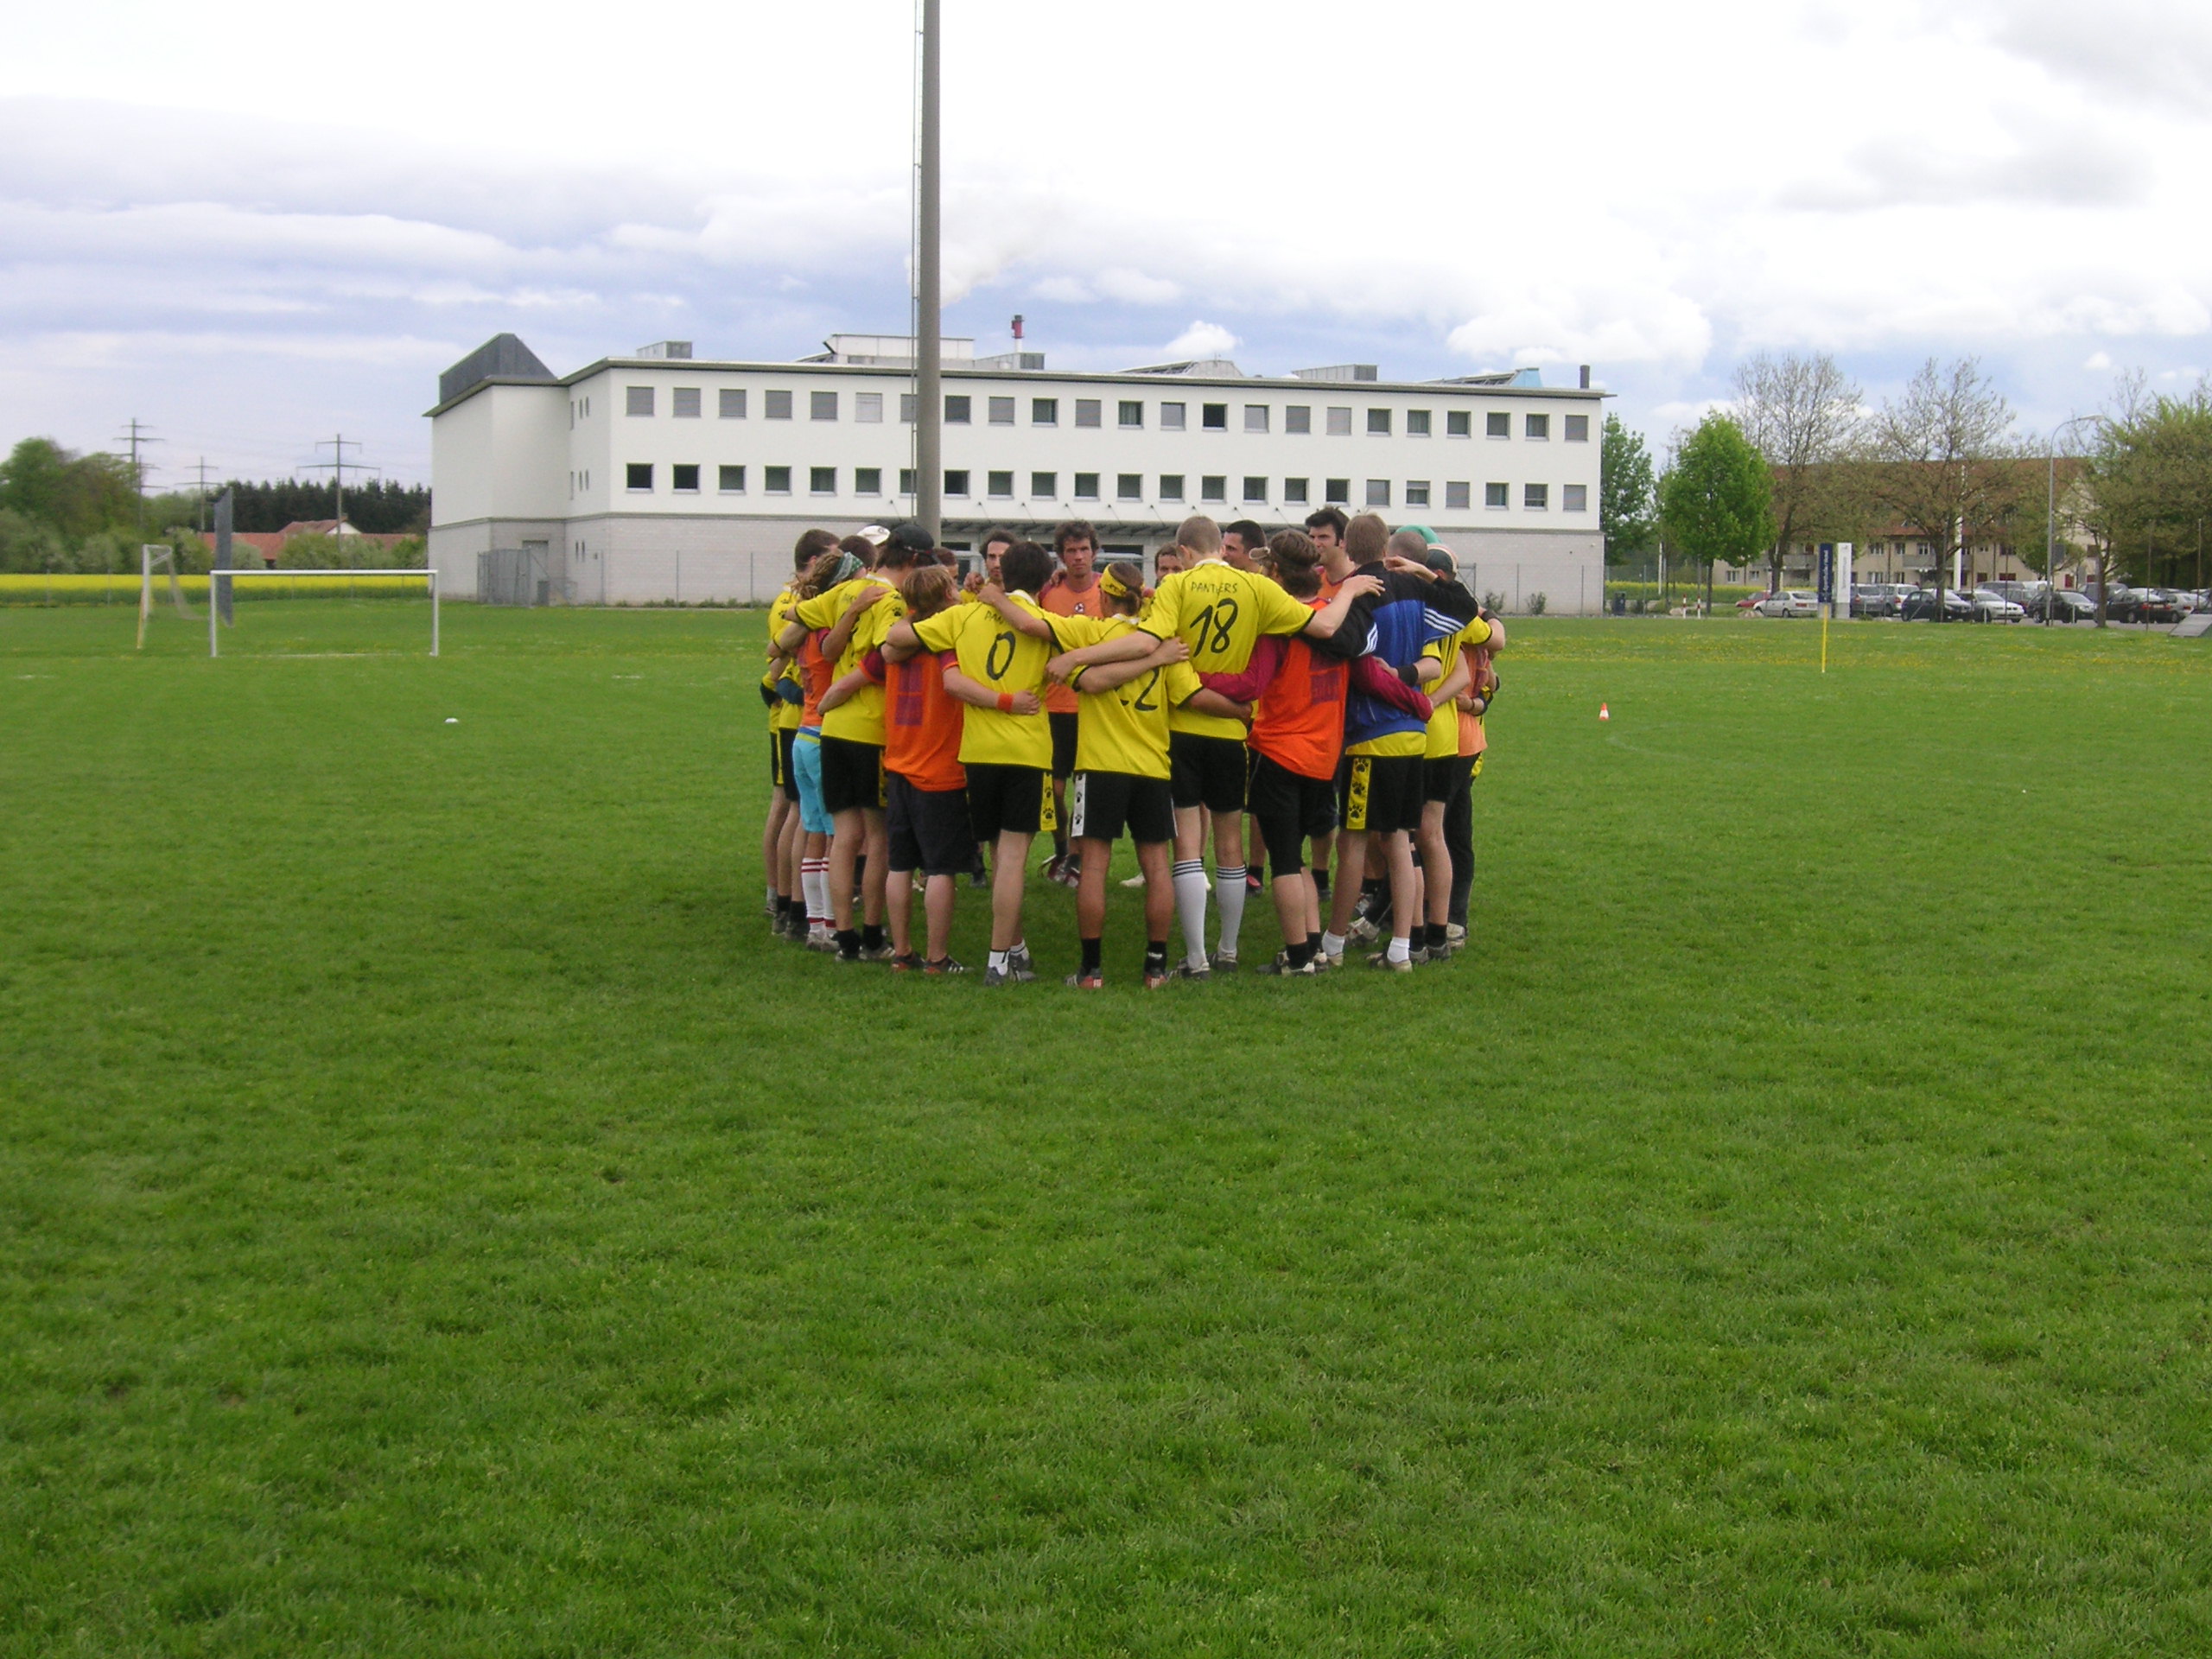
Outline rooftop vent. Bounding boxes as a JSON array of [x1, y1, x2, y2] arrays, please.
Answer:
[[974, 351, 1046, 372], [1291, 364, 1378, 382], [1123, 358, 1244, 378], [1431, 367, 1545, 389], [634, 340, 693, 359]]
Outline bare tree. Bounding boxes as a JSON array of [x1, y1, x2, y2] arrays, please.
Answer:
[[1869, 358, 2020, 616], [1731, 352, 1863, 594]]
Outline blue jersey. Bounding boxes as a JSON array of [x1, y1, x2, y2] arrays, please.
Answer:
[[1341, 567, 1478, 750]]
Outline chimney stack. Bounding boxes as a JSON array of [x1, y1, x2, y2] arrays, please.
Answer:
[[1579, 364, 1591, 390]]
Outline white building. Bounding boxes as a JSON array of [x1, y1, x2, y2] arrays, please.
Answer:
[[428, 333, 1607, 611]]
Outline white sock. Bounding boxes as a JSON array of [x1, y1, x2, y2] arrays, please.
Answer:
[[802, 860, 830, 924], [1388, 934, 1412, 963], [1214, 865, 1247, 956], [1322, 930, 1345, 958], [1173, 859, 1211, 968], [988, 948, 1010, 973]]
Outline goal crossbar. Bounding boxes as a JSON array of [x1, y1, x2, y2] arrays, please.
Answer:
[[209, 568, 440, 658]]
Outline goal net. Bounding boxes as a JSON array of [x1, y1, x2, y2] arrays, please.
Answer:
[[202, 569, 441, 658], [137, 544, 194, 649]]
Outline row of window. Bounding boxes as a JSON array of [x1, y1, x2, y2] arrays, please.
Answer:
[[612, 462, 1585, 512], [607, 385, 1585, 441]]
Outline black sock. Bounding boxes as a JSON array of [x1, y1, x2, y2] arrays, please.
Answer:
[[1144, 940, 1168, 974], [1287, 939, 1315, 969], [1312, 866, 1331, 897], [1306, 931, 1323, 954], [1081, 936, 1103, 975], [835, 927, 860, 956], [1363, 875, 1384, 899], [861, 923, 885, 952], [1425, 922, 1447, 950]]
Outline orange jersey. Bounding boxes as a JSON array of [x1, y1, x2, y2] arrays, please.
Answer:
[[1205, 598, 1349, 781], [1038, 578, 1116, 714], [883, 648, 966, 792], [797, 632, 836, 728]]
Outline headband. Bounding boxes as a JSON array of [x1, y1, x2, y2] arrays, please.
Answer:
[[1097, 569, 1132, 601], [830, 550, 863, 585]]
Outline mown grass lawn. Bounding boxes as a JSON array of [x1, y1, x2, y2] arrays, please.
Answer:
[[4, 602, 2210, 1656]]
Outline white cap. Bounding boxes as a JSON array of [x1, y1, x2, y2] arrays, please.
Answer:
[[855, 524, 891, 547]]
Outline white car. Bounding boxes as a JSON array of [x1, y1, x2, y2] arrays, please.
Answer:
[[1970, 588, 2025, 622], [1755, 590, 1821, 618]]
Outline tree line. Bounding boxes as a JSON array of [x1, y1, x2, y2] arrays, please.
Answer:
[[1599, 359, 2212, 613], [0, 436, 430, 574]]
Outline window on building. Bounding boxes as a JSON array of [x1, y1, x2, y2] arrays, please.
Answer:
[[626, 462, 653, 490], [1032, 397, 1058, 426], [1524, 482, 1549, 509], [1484, 481, 1508, 508], [1075, 398, 1102, 429], [762, 390, 792, 420], [856, 392, 883, 423], [1325, 478, 1351, 504], [1407, 410, 1431, 436], [626, 386, 654, 417], [1243, 405, 1269, 434], [944, 468, 969, 495], [1445, 481, 1470, 510], [1405, 480, 1430, 507], [1119, 400, 1144, 429], [719, 465, 746, 493], [1202, 403, 1228, 431], [1160, 474, 1185, 501], [1565, 413, 1590, 442], [1365, 479, 1390, 506], [1074, 472, 1100, 499], [1201, 475, 1227, 502], [1446, 410, 1471, 437], [719, 388, 747, 419], [1286, 405, 1312, 435], [1327, 406, 1353, 435], [810, 467, 836, 494], [1117, 473, 1142, 500], [766, 466, 792, 494], [672, 463, 700, 492], [944, 395, 971, 423], [1367, 408, 1392, 435], [856, 467, 882, 494], [1243, 476, 1268, 502], [988, 396, 1015, 425], [672, 388, 701, 418], [810, 391, 837, 422], [1031, 471, 1057, 498], [899, 393, 918, 423], [1160, 402, 1186, 430], [1486, 410, 1510, 438], [1525, 413, 1549, 440], [1563, 483, 1588, 512], [899, 468, 916, 495], [988, 470, 1014, 497], [1284, 477, 1310, 504]]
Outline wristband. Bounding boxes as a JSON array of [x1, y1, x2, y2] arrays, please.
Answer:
[[996, 691, 1015, 714]]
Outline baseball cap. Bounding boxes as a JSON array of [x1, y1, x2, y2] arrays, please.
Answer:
[[1398, 524, 1441, 545], [885, 521, 935, 556], [855, 524, 892, 547]]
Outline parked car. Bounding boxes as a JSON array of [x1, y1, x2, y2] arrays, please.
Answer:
[[1755, 589, 1821, 618], [2099, 585, 2148, 622], [2137, 588, 2188, 623], [1737, 589, 1772, 613], [1981, 580, 2039, 607], [2026, 588, 2097, 622], [1901, 588, 1975, 621], [1849, 582, 1906, 618], [1971, 588, 2026, 622]]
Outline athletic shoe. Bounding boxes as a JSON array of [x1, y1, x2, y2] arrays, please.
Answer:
[[1141, 962, 1172, 989], [1346, 918, 1381, 946], [969, 867, 990, 889], [859, 944, 898, 963], [1120, 873, 1147, 888], [1366, 950, 1413, 973], [1169, 961, 1211, 982], [836, 945, 863, 964], [1444, 923, 1467, 947], [1064, 971, 1104, 990], [889, 951, 924, 972], [924, 956, 968, 976], [1255, 953, 1315, 976], [1208, 950, 1239, 974], [1008, 944, 1037, 978], [911, 872, 927, 893], [1041, 852, 1064, 881], [806, 929, 837, 951], [1316, 950, 1343, 972], [1055, 861, 1083, 888], [1244, 869, 1262, 894], [983, 961, 1036, 987]]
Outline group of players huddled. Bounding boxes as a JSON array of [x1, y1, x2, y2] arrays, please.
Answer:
[[759, 507, 1499, 987]]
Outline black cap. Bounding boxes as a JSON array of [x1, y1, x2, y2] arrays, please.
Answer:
[[887, 521, 935, 556]]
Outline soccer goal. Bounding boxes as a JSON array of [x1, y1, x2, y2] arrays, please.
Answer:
[[137, 543, 194, 650], [207, 569, 440, 658]]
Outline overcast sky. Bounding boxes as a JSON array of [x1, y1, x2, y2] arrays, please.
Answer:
[[4, 0, 2209, 488]]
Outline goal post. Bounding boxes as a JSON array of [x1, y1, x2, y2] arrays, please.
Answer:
[[207, 568, 440, 658], [137, 543, 193, 651]]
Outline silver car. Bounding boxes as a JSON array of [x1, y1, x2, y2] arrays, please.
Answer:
[[1755, 589, 1821, 618], [1971, 588, 2025, 622]]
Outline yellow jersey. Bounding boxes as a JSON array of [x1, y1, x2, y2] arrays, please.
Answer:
[[793, 577, 904, 747], [910, 589, 1054, 767], [1418, 616, 1495, 760], [1138, 559, 1319, 740], [765, 585, 804, 733], [1054, 615, 1200, 780]]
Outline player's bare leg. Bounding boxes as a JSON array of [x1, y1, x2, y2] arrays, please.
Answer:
[[989, 830, 1033, 952]]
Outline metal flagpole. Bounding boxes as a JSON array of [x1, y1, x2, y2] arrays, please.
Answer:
[[914, 0, 943, 545]]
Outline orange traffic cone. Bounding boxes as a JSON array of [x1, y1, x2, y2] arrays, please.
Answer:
[[1599, 702, 1611, 721]]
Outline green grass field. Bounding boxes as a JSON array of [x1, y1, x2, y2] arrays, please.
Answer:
[[5, 601, 2210, 1656]]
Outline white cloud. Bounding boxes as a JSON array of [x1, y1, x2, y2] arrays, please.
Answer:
[[1159, 321, 1239, 361], [2083, 351, 2113, 371]]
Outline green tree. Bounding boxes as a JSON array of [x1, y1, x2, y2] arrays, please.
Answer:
[[0, 437, 138, 540], [1600, 414, 1658, 563], [1659, 414, 1774, 609]]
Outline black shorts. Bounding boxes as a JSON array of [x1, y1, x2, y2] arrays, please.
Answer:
[[965, 761, 1053, 838], [777, 728, 800, 804], [817, 734, 886, 816], [1424, 753, 1477, 804], [1049, 711, 1079, 780], [1169, 731, 1247, 814], [886, 773, 974, 876], [1247, 753, 1337, 876], [1338, 753, 1425, 836], [1069, 769, 1174, 845]]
